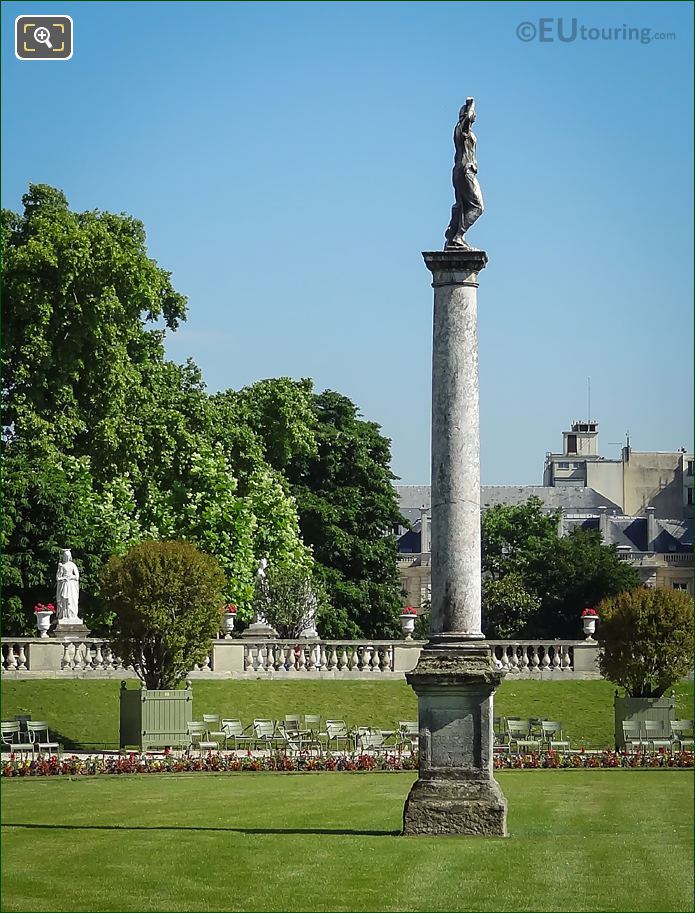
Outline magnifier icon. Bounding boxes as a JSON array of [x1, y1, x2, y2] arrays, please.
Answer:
[[33, 26, 53, 49]]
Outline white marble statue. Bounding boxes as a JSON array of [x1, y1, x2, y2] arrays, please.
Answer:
[[56, 549, 82, 624], [299, 586, 319, 639], [254, 558, 271, 626]]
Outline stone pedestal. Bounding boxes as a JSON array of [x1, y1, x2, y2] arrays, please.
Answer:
[[403, 643, 507, 836], [241, 622, 278, 638], [403, 248, 507, 837], [52, 620, 91, 640]]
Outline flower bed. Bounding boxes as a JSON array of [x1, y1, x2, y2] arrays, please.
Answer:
[[1, 751, 418, 778], [494, 749, 694, 769], [2, 748, 692, 778]]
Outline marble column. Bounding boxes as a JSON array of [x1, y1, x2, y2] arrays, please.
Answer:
[[402, 249, 507, 837]]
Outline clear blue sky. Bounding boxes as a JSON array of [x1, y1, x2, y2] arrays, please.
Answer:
[[3, 0, 693, 484]]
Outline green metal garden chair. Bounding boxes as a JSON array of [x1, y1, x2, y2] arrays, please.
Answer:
[[643, 720, 672, 751], [220, 719, 253, 751], [540, 721, 570, 751], [1, 722, 29, 757], [506, 719, 540, 753], [325, 720, 352, 752], [621, 720, 644, 751], [670, 720, 694, 752], [252, 719, 279, 751], [26, 721, 61, 758], [186, 721, 218, 756]]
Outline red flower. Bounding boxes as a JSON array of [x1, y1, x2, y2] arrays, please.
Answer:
[[581, 607, 598, 617], [224, 604, 237, 614], [401, 606, 418, 615]]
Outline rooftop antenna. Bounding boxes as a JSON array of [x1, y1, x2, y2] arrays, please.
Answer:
[[587, 377, 591, 421]]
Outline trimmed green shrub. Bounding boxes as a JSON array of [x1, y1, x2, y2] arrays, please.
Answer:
[[101, 540, 225, 689], [596, 587, 694, 697]]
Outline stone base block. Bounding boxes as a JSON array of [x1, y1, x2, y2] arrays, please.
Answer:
[[403, 775, 507, 837], [52, 622, 91, 640], [241, 623, 278, 638]]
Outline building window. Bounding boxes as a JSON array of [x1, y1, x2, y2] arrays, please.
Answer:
[[673, 583, 689, 590], [567, 434, 577, 454], [687, 488, 693, 506], [687, 460, 694, 476], [558, 462, 569, 469]]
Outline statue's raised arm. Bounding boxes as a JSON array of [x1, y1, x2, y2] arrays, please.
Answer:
[[444, 97, 484, 251]]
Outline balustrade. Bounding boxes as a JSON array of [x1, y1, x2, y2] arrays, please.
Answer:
[[242, 641, 396, 674], [3, 636, 598, 679], [489, 641, 574, 675]]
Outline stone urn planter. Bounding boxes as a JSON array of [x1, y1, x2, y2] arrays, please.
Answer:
[[581, 610, 599, 641], [221, 605, 237, 638], [33, 603, 55, 638], [400, 610, 418, 640], [34, 611, 53, 637]]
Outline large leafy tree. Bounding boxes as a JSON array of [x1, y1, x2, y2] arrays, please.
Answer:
[[283, 390, 405, 639], [2, 184, 186, 476], [481, 498, 640, 638], [1, 187, 311, 632], [523, 527, 640, 637]]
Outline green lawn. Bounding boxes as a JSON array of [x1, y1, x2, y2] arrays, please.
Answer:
[[2, 678, 694, 749], [1, 771, 693, 912]]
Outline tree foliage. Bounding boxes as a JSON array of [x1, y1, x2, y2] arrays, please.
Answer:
[[3, 187, 405, 640], [481, 498, 640, 638], [253, 563, 329, 639], [1, 188, 313, 632], [100, 541, 225, 689], [596, 587, 694, 697], [282, 390, 405, 639], [482, 572, 541, 639]]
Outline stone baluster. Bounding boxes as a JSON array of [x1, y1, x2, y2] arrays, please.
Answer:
[[364, 645, 375, 672], [327, 645, 338, 671], [243, 645, 252, 671], [355, 645, 365, 672], [561, 645, 572, 672], [93, 643, 104, 670], [317, 644, 327, 671], [499, 646, 510, 674], [269, 644, 280, 671], [510, 645, 520, 674], [519, 645, 530, 674], [551, 646, 561, 672], [348, 645, 359, 671], [297, 646, 307, 673], [16, 644, 28, 671], [540, 646, 551, 671], [305, 645, 315, 672], [6, 644, 18, 672], [531, 644, 541, 675], [201, 653, 211, 672]]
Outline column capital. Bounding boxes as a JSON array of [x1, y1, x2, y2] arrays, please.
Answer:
[[422, 250, 488, 287]]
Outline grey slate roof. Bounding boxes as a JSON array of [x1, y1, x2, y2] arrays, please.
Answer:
[[396, 485, 692, 555], [395, 485, 622, 515]]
